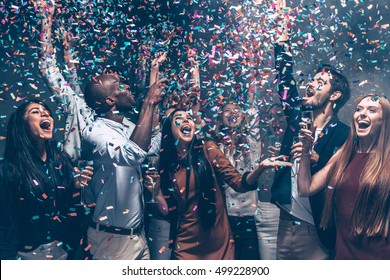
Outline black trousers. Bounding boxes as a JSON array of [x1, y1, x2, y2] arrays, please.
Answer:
[[228, 215, 260, 260]]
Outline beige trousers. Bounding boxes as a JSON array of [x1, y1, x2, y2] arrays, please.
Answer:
[[87, 227, 150, 260]]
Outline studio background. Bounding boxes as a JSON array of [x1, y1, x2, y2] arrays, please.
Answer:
[[0, 0, 388, 158]]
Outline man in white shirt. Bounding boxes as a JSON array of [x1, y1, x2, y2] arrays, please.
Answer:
[[37, 1, 167, 259], [81, 73, 166, 260]]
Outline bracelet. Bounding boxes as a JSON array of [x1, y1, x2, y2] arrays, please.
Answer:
[[302, 151, 313, 156]]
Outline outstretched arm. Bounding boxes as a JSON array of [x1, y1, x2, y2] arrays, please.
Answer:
[[188, 48, 200, 92], [246, 155, 293, 186], [150, 51, 167, 130], [150, 51, 167, 86], [130, 78, 168, 151], [272, 0, 300, 120], [205, 141, 292, 193], [62, 31, 83, 95], [186, 48, 203, 126], [39, 1, 55, 57], [274, 0, 289, 43], [39, 1, 83, 98], [38, 0, 93, 162]]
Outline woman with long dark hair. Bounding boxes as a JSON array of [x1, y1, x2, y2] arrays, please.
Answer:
[[297, 94, 390, 259], [144, 109, 291, 259], [0, 100, 93, 260]]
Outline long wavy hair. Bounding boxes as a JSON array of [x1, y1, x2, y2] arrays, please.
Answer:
[[3, 100, 74, 196], [321, 94, 390, 237], [159, 109, 216, 231]]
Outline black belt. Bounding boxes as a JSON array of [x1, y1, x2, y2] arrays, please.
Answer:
[[280, 208, 301, 221], [279, 209, 309, 225], [89, 220, 142, 236]]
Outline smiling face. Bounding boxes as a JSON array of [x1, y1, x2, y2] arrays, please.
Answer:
[[303, 72, 332, 110], [221, 103, 244, 129], [24, 102, 54, 143], [171, 110, 195, 148], [354, 97, 383, 144]]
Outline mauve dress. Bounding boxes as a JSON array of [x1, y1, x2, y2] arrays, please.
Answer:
[[335, 152, 390, 259], [173, 141, 253, 260]]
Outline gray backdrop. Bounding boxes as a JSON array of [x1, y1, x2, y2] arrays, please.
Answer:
[[0, 0, 388, 158]]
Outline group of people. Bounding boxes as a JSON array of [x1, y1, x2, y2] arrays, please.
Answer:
[[0, 0, 389, 260]]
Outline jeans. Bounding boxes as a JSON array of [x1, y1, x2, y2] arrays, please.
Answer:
[[255, 202, 279, 260], [276, 209, 329, 260]]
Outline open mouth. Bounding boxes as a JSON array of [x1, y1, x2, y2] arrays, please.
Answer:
[[40, 120, 51, 130], [306, 87, 315, 97], [228, 115, 238, 124], [180, 124, 192, 135], [358, 121, 370, 129]]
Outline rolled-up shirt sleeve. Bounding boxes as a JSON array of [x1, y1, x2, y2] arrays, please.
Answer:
[[118, 140, 148, 166], [39, 54, 74, 101], [39, 54, 94, 162], [82, 120, 148, 166], [147, 131, 162, 156], [39, 54, 92, 117]]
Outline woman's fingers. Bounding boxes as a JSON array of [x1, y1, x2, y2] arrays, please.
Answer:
[[73, 166, 94, 187], [270, 160, 293, 167], [268, 145, 281, 154]]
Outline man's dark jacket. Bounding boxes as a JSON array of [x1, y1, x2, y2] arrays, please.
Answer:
[[271, 42, 349, 250]]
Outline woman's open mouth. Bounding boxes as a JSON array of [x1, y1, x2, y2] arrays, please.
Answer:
[[228, 115, 238, 124], [40, 120, 52, 131], [357, 121, 370, 130], [180, 124, 192, 135]]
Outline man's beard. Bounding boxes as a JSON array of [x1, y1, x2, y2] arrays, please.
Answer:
[[301, 94, 330, 111]]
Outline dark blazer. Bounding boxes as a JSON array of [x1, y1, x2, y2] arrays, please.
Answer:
[[271, 42, 349, 250]]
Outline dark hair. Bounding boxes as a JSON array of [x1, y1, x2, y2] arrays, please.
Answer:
[[104, 66, 142, 111], [159, 109, 216, 231], [4, 100, 74, 196], [316, 64, 350, 114], [84, 78, 108, 114]]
